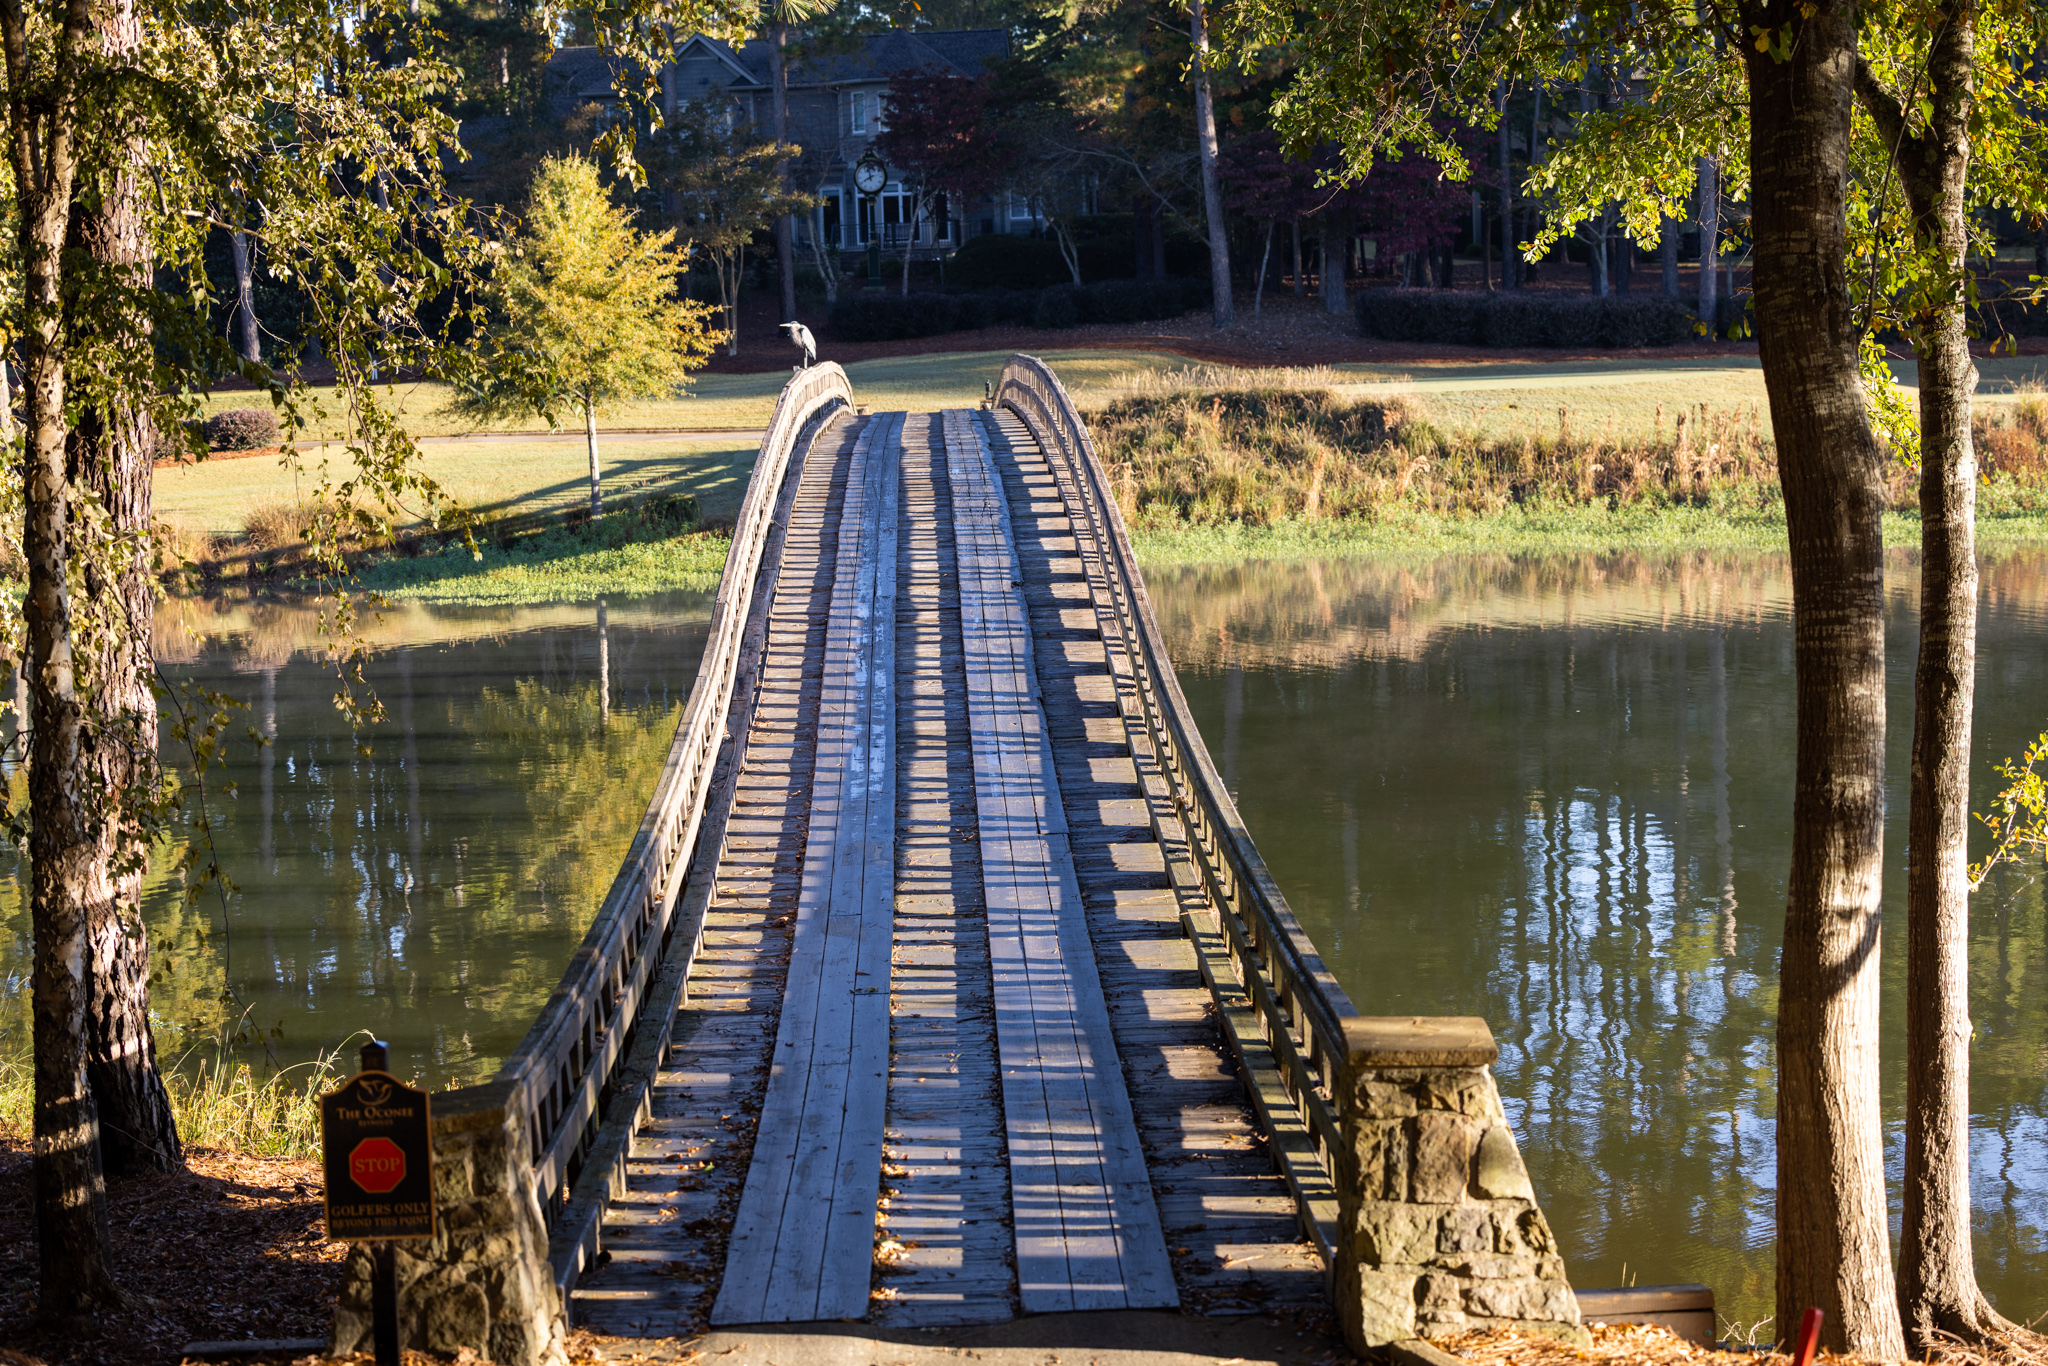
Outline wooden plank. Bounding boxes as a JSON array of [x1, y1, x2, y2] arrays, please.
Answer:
[[573, 413, 858, 1338], [941, 408, 1177, 1315], [871, 413, 1018, 1328], [982, 405, 1328, 1315], [712, 414, 902, 1326]]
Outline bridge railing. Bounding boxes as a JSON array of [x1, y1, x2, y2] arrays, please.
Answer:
[[994, 355, 1359, 1257], [495, 361, 853, 1287]]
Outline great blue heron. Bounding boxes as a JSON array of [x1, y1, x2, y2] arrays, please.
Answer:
[[780, 321, 816, 368]]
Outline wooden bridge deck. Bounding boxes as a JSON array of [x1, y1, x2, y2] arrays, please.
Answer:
[[570, 408, 1324, 1335]]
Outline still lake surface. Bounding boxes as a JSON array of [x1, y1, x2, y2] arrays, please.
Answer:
[[0, 593, 711, 1089], [1146, 548, 2048, 1331], [0, 551, 2041, 1330]]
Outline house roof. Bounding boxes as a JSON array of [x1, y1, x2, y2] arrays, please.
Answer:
[[543, 46, 637, 104], [544, 27, 1008, 111]]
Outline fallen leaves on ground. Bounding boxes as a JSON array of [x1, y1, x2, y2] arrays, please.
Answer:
[[1442, 1322, 2048, 1366], [0, 1140, 343, 1366]]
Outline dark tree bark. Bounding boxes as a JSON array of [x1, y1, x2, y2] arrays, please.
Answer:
[[12, 0, 127, 1313], [1854, 6, 2021, 1347], [1320, 210, 1350, 314], [1742, 1, 1906, 1355], [1189, 0, 1234, 326], [1698, 154, 1720, 327], [769, 19, 796, 326], [228, 228, 259, 364], [67, 0, 179, 1181], [1498, 80, 1518, 289], [1661, 216, 1679, 296]]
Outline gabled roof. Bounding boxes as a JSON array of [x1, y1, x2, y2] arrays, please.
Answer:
[[777, 28, 1008, 86], [542, 46, 636, 104], [542, 28, 1010, 106], [674, 33, 759, 87]]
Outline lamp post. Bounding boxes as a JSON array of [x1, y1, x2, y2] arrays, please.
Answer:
[[855, 151, 886, 289]]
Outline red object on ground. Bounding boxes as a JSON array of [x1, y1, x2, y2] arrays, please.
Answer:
[[1792, 1307, 1825, 1366], [348, 1136, 407, 1194]]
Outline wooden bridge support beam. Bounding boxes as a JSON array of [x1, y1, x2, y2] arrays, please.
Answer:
[[1335, 1016, 1587, 1352], [332, 1082, 567, 1366]]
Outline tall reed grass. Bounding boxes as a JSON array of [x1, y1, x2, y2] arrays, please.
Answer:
[[0, 1039, 362, 1158], [1087, 387, 1783, 530], [1085, 381, 2048, 532]]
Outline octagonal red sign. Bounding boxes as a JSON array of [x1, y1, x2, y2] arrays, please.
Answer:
[[348, 1136, 407, 1194]]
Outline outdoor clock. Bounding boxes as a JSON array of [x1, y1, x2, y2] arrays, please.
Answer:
[[854, 155, 887, 195]]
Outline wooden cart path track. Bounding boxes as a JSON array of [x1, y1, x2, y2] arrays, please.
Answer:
[[571, 404, 1325, 1336]]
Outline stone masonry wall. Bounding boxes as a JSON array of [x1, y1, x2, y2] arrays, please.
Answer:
[[1336, 1017, 1587, 1352], [333, 1081, 566, 1366]]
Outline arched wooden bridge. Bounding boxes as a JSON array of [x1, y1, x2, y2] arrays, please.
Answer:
[[367, 357, 1604, 1362]]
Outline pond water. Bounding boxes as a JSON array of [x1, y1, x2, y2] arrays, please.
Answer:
[[2, 549, 2040, 1330], [0, 593, 711, 1090], [1148, 549, 2048, 1332]]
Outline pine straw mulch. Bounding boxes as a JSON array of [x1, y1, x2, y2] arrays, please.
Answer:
[[0, 1139, 345, 1366], [1440, 1322, 2048, 1366]]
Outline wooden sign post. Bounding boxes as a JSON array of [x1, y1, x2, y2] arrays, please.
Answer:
[[322, 1040, 434, 1366]]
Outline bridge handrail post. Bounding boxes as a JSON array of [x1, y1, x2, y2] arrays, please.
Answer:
[[1333, 1017, 1583, 1351], [993, 353, 1358, 1117], [368, 365, 853, 1363], [992, 356, 1584, 1352]]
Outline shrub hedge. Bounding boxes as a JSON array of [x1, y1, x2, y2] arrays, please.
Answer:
[[830, 277, 1207, 342], [205, 407, 282, 450], [944, 220, 1209, 291], [1354, 289, 1700, 348]]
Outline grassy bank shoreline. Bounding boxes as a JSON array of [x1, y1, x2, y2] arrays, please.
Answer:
[[210, 500, 2048, 611]]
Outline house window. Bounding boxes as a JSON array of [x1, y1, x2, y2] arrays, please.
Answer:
[[872, 94, 887, 132], [1010, 193, 1034, 221], [850, 91, 865, 133]]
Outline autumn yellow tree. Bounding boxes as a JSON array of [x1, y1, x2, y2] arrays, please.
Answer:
[[456, 154, 722, 518]]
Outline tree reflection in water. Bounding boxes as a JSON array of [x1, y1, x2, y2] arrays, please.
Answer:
[[1152, 548, 2048, 1331], [0, 592, 709, 1090]]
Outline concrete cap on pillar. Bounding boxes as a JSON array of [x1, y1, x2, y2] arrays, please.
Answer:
[[1342, 1016, 1498, 1067]]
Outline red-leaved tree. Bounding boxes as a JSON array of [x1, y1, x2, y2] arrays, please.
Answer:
[[876, 67, 1001, 294]]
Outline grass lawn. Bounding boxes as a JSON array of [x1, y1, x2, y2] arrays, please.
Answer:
[[157, 435, 758, 537], [162, 347, 2048, 603], [192, 349, 2048, 450], [189, 349, 1208, 437]]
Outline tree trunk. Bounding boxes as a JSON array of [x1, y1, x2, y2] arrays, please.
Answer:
[[1854, 7, 2016, 1345], [1698, 154, 1720, 328], [1291, 216, 1303, 295], [1254, 219, 1273, 318], [1189, 0, 1234, 326], [15, 0, 125, 1309], [1661, 216, 1679, 296], [901, 196, 918, 296], [228, 227, 259, 364], [68, 43, 180, 1174], [1743, 3, 1904, 1356], [769, 19, 797, 326], [584, 398, 602, 520], [1498, 80, 1517, 290], [1321, 212, 1350, 314]]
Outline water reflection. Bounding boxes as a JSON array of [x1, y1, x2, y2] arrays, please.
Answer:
[[1151, 549, 2048, 1329], [0, 593, 710, 1089]]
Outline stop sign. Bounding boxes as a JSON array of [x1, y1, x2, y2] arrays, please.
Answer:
[[349, 1137, 408, 1194]]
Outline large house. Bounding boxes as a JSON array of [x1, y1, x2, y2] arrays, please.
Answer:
[[542, 28, 1020, 254]]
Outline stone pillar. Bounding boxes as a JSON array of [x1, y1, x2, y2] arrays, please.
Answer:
[[1335, 1016, 1587, 1352], [333, 1081, 566, 1366]]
